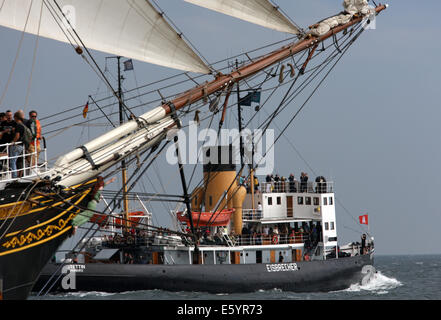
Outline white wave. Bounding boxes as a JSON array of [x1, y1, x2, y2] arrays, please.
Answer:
[[344, 271, 402, 293], [57, 291, 117, 298]]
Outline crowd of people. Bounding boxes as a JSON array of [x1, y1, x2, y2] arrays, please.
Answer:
[[0, 109, 42, 178], [239, 222, 322, 249], [239, 173, 328, 194]]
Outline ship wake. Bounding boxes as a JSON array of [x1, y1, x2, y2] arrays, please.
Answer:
[[344, 271, 402, 294]]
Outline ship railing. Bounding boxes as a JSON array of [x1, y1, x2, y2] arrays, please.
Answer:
[[0, 139, 48, 182], [242, 209, 262, 221], [235, 233, 307, 246], [258, 181, 334, 194]]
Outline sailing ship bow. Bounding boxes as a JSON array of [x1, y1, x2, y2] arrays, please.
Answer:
[[0, 0, 387, 188]]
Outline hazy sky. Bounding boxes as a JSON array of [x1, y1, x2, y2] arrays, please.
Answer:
[[0, 0, 440, 256]]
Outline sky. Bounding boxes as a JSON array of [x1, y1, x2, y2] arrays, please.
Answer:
[[0, 0, 440, 256]]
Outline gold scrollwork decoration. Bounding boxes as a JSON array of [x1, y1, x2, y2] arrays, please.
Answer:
[[2, 213, 76, 250]]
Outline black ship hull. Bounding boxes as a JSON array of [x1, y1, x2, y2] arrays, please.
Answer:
[[35, 254, 374, 294], [0, 182, 93, 300]]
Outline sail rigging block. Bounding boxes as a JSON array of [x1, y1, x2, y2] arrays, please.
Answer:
[[184, 0, 299, 34], [0, 0, 210, 74]]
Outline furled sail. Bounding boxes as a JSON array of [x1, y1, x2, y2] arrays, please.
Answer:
[[184, 0, 299, 35], [0, 0, 210, 74]]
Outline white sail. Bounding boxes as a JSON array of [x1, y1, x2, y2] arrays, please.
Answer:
[[0, 0, 210, 74], [184, 0, 299, 34]]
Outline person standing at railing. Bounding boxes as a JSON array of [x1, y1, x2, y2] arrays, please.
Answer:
[[0, 113, 9, 154], [265, 174, 272, 193], [257, 202, 262, 219], [280, 176, 286, 193], [0, 110, 15, 152], [9, 112, 29, 178], [254, 176, 259, 192], [288, 173, 297, 192], [25, 110, 42, 168], [300, 172, 308, 193], [274, 174, 280, 192]]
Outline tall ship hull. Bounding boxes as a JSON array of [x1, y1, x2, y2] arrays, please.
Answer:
[[0, 181, 93, 300]]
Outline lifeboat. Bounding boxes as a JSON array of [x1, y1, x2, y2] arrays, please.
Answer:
[[89, 213, 108, 227], [114, 211, 144, 228], [177, 209, 235, 227]]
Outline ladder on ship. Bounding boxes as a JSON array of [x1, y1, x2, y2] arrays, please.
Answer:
[[223, 234, 235, 247]]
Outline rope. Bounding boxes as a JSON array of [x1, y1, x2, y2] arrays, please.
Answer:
[[24, 0, 44, 111], [0, 0, 34, 107]]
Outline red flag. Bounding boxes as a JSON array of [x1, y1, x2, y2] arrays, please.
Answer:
[[359, 214, 369, 225], [83, 102, 89, 119]]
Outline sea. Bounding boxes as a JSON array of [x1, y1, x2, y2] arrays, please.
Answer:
[[29, 254, 441, 301]]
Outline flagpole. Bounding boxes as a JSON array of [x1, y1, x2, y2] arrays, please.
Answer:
[[365, 213, 371, 239]]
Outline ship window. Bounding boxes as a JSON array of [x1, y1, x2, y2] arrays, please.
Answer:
[[194, 196, 198, 205], [331, 222, 335, 230], [297, 197, 304, 205], [323, 197, 328, 206], [329, 197, 333, 205], [268, 197, 273, 206], [325, 222, 329, 230], [313, 197, 319, 206], [209, 196, 213, 206], [305, 197, 311, 205], [277, 197, 281, 205]]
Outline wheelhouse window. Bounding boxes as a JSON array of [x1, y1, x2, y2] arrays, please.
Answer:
[[329, 197, 333, 205], [277, 197, 282, 205], [313, 197, 319, 206], [323, 197, 328, 206], [297, 197, 304, 205], [268, 197, 273, 206], [325, 222, 329, 230], [330, 222, 335, 230], [305, 197, 311, 205]]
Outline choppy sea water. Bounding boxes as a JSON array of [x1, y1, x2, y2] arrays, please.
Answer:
[[30, 255, 441, 300]]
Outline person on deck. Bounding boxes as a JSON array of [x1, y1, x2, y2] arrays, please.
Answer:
[[10, 112, 26, 178], [0, 111, 15, 151], [300, 172, 308, 192], [288, 173, 297, 192], [257, 202, 262, 219], [361, 233, 367, 255], [279, 252, 284, 263], [26, 110, 42, 168]]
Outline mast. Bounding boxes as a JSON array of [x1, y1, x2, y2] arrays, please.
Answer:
[[250, 137, 255, 212], [174, 135, 200, 263], [117, 56, 130, 231], [235, 59, 245, 169]]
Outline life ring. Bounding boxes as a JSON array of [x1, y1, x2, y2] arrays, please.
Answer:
[[272, 234, 279, 244]]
